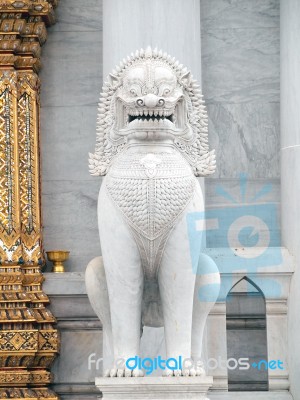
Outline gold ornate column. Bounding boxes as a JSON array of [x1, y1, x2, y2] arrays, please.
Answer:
[[0, 2, 59, 399]]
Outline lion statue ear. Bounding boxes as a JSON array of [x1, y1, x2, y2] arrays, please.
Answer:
[[109, 73, 121, 88], [181, 70, 192, 86]]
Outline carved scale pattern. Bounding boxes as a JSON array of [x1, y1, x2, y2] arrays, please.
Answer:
[[106, 151, 195, 279]]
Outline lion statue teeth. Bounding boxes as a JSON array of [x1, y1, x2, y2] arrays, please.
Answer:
[[86, 47, 220, 378]]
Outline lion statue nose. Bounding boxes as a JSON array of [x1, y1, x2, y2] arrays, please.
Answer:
[[144, 94, 158, 107], [136, 94, 165, 108]]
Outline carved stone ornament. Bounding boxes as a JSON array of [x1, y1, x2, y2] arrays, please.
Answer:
[[89, 46, 216, 177], [86, 47, 220, 378]]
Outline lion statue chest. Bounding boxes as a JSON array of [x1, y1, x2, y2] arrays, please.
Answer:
[[104, 148, 196, 280]]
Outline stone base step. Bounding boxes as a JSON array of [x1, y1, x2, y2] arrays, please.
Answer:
[[209, 391, 293, 400], [95, 376, 213, 400]]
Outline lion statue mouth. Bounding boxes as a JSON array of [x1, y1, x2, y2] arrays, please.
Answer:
[[127, 108, 175, 127], [115, 98, 190, 138]]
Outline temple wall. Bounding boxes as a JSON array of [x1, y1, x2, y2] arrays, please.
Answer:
[[40, 0, 103, 272], [202, 0, 280, 179], [39, 0, 283, 399], [203, 0, 280, 242]]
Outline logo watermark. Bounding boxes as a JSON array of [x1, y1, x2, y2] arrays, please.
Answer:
[[88, 353, 103, 370], [187, 173, 283, 301], [87, 354, 284, 374]]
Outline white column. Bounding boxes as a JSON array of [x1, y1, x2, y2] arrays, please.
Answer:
[[266, 301, 289, 390], [102, 0, 205, 369], [280, 0, 300, 398], [206, 303, 228, 390], [103, 0, 202, 81]]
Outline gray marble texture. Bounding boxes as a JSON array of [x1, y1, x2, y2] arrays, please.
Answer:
[[40, 31, 102, 107], [51, 0, 102, 33], [42, 179, 100, 272], [202, 28, 279, 105], [201, 0, 280, 179], [207, 103, 280, 178], [44, 273, 102, 399], [40, 106, 99, 181], [201, 0, 279, 30], [40, 0, 103, 272]]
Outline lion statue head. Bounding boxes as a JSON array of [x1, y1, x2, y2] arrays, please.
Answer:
[[89, 47, 216, 177]]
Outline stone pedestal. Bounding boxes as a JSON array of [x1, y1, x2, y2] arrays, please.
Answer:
[[95, 377, 213, 400]]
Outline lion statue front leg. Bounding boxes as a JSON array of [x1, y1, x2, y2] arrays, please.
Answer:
[[158, 184, 203, 377], [98, 184, 145, 377]]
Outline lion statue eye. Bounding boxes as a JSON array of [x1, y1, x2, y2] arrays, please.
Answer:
[[163, 88, 170, 96], [130, 88, 137, 96]]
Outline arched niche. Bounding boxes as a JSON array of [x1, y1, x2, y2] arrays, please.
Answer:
[[226, 277, 268, 391]]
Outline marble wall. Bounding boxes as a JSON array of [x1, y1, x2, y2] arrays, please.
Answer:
[[40, 0, 103, 272], [201, 0, 280, 179], [202, 0, 281, 248], [44, 274, 102, 399]]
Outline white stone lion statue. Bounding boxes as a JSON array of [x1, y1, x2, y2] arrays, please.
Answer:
[[86, 47, 220, 378]]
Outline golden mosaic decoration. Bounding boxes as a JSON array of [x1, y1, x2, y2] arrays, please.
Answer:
[[0, 1, 59, 398]]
